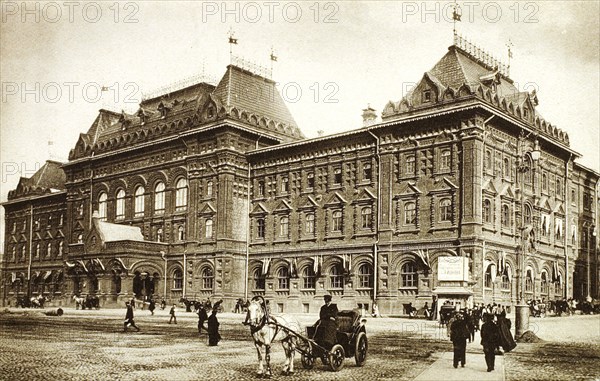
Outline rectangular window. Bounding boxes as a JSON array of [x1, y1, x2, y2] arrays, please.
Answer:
[[257, 180, 265, 197], [307, 173, 315, 189], [363, 163, 372, 182], [406, 155, 415, 174], [333, 167, 342, 185], [281, 176, 289, 193]]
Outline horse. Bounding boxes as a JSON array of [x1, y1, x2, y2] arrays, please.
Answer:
[[73, 295, 86, 310], [30, 295, 48, 308], [245, 296, 302, 377]]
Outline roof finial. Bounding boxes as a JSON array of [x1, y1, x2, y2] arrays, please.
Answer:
[[506, 39, 514, 77]]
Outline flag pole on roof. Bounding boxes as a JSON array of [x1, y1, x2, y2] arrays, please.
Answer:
[[452, 0, 461, 38], [227, 27, 238, 107], [506, 39, 514, 77], [270, 46, 277, 79]]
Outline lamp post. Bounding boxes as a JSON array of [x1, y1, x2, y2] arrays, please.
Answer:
[[515, 136, 540, 338]]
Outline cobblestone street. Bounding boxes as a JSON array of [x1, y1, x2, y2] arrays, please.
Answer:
[[0, 308, 598, 381]]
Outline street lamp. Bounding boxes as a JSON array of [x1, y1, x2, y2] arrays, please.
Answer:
[[515, 136, 540, 338]]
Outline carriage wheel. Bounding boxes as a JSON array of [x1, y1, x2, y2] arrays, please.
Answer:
[[354, 332, 368, 367], [328, 344, 345, 372], [300, 342, 315, 369]]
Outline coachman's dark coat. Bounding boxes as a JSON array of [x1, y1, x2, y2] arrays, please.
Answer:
[[315, 303, 338, 349]]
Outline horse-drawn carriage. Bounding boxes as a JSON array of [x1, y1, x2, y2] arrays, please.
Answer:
[[245, 296, 368, 377], [439, 305, 455, 326], [299, 309, 368, 372], [530, 303, 546, 318]]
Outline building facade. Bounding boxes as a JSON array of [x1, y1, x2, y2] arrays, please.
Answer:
[[2, 41, 599, 314]]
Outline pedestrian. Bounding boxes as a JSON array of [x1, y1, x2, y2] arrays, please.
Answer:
[[124, 301, 140, 332], [480, 313, 500, 372], [197, 304, 208, 334], [160, 298, 166, 310], [130, 297, 136, 310], [450, 311, 470, 368], [371, 302, 380, 318], [148, 299, 156, 315], [207, 308, 221, 346], [169, 303, 177, 324], [465, 309, 475, 343]]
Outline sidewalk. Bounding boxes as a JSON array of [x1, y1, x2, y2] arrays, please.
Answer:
[[413, 351, 505, 381]]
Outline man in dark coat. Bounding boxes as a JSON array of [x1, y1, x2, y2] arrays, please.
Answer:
[[314, 294, 338, 349], [207, 308, 221, 346], [480, 314, 500, 372], [197, 305, 208, 334], [124, 301, 140, 332], [450, 311, 470, 368]]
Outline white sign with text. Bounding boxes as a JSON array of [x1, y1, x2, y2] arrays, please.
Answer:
[[437, 256, 468, 281]]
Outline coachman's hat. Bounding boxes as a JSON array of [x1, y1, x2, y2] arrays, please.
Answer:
[[323, 294, 332, 302]]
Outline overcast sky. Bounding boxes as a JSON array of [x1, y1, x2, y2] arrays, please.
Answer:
[[1, 1, 599, 249]]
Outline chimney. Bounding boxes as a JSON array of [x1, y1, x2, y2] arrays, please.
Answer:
[[362, 104, 377, 127]]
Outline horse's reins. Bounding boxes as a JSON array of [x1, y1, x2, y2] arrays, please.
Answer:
[[249, 300, 283, 340]]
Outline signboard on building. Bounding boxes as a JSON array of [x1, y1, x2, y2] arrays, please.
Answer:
[[438, 256, 468, 281]]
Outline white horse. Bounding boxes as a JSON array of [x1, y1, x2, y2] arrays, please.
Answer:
[[246, 296, 302, 377], [72, 295, 85, 310]]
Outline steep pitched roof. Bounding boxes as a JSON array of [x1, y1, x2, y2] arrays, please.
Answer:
[[7, 160, 66, 200], [212, 65, 304, 141]]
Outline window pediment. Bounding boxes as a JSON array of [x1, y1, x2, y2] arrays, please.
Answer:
[[395, 181, 422, 199], [482, 179, 498, 195], [352, 188, 377, 204], [428, 177, 458, 195], [324, 192, 347, 207], [198, 202, 217, 216], [273, 199, 293, 214], [298, 195, 319, 211], [250, 202, 269, 216]]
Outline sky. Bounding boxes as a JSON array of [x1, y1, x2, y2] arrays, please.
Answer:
[[1, 1, 599, 250]]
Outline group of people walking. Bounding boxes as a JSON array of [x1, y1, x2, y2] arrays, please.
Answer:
[[123, 298, 222, 346], [447, 305, 516, 372]]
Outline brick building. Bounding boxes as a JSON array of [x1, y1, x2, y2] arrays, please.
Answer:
[[2, 40, 598, 314]]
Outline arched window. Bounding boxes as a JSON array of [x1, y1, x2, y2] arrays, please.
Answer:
[[404, 202, 416, 225], [175, 178, 188, 211], [554, 274, 562, 295], [541, 271, 549, 294], [279, 216, 289, 238], [115, 189, 126, 220], [34, 243, 40, 258], [253, 268, 265, 290], [485, 150, 492, 170], [555, 178, 562, 197], [173, 269, 183, 290], [58, 241, 63, 256], [525, 269, 534, 292], [332, 210, 343, 232], [302, 266, 316, 289], [201, 267, 214, 290], [177, 225, 185, 241], [154, 182, 165, 214], [98, 192, 107, 221], [483, 199, 492, 223], [484, 264, 493, 288], [361, 207, 372, 229], [277, 266, 289, 290], [401, 261, 418, 288], [205, 219, 213, 239], [358, 263, 373, 288], [542, 173, 548, 191], [156, 228, 163, 242], [440, 199, 452, 222], [503, 158, 510, 178], [524, 156, 533, 185], [134, 186, 145, 217], [501, 204, 510, 228], [46, 242, 52, 257], [305, 214, 315, 234], [501, 266, 511, 290], [256, 218, 265, 238], [440, 150, 451, 170], [207, 181, 213, 197], [329, 264, 343, 289], [524, 204, 532, 224]]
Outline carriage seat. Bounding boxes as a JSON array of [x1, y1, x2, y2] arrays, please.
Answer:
[[337, 309, 361, 333]]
